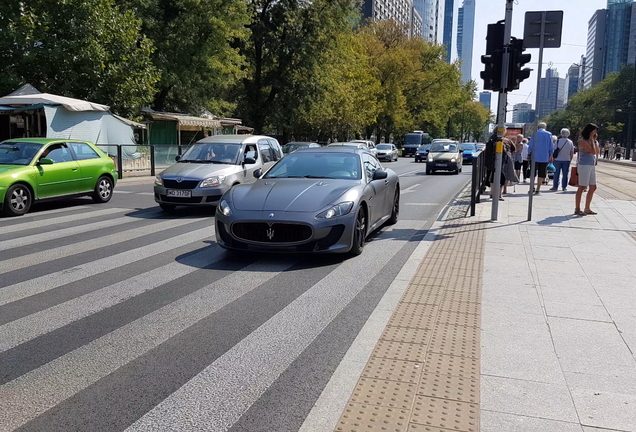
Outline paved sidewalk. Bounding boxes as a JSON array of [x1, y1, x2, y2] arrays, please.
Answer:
[[321, 175, 636, 432], [477, 181, 636, 432]]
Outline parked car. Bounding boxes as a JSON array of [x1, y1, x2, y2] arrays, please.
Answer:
[[0, 138, 117, 216], [282, 142, 320, 154], [215, 147, 400, 256], [459, 142, 478, 163], [375, 144, 398, 162], [349, 139, 377, 156], [154, 135, 283, 211], [426, 140, 462, 175], [414, 144, 432, 162]]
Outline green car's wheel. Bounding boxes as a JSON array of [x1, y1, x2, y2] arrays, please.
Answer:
[[349, 207, 367, 256], [92, 176, 113, 203], [3, 183, 32, 216]]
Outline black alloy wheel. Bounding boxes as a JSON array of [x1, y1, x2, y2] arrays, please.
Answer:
[[386, 188, 399, 225], [349, 207, 367, 256]]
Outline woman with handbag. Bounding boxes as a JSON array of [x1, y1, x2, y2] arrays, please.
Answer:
[[575, 123, 600, 216], [550, 128, 575, 191]]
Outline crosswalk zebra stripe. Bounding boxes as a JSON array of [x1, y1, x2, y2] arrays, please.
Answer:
[[0, 207, 125, 235], [0, 259, 295, 431], [0, 209, 163, 251], [0, 247, 226, 352], [0, 217, 199, 274], [0, 227, 214, 307], [124, 222, 419, 432]]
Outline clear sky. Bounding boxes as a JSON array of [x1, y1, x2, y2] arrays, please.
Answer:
[[466, 0, 608, 119]]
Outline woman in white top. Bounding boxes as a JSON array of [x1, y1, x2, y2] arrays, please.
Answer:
[[550, 128, 575, 191]]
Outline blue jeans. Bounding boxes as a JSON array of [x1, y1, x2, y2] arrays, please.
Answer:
[[553, 160, 570, 189]]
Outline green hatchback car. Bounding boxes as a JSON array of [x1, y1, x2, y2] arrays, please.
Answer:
[[0, 138, 118, 216]]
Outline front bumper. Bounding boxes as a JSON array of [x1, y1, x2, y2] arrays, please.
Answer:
[[215, 209, 357, 253], [415, 153, 428, 162], [426, 161, 460, 171], [154, 183, 230, 206], [377, 153, 393, 161]]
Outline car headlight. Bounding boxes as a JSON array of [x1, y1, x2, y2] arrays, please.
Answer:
[[451, 158, 456, 162], [154, 175, 163, 186], [200, 175, 226, 188], [218, 199, 231, 216], [315, 202, 354, 220], [428, 157, 433, 162]]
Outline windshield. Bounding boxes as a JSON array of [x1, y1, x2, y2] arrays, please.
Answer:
[[282, 143, 307, 154], [376, 144, 392, 150], [179, 143, 240, 164], [460, 143, 477, 151], [404, 134, 422, 145], [264, 153, 362, 180], [0, 141, 43, 166], [430, 143, 458, 152], [417, 144, 431, 151]]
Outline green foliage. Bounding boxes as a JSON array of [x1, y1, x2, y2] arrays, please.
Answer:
[[234, 0, 360, 134], [0, 0, 159, 118], [116, 0, 248, 115]]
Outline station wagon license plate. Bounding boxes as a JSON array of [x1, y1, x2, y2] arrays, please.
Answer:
[[436, 163, 447, 167], [166, 189, 192, 198]]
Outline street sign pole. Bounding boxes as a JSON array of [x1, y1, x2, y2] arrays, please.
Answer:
[[527, 12, 545, 221], [523, 10, 563, 221], [491, 0, 514, 221]]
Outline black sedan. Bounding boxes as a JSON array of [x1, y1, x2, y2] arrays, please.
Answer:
[[215, 148, 400, 255]]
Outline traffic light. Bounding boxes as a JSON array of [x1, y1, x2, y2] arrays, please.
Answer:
[[481, 50, 503, 91], [482, 21, 505, 91], [508, 37, 532, 91]]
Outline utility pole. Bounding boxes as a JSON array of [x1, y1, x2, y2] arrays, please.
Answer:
[[490, 0, 514, 221]]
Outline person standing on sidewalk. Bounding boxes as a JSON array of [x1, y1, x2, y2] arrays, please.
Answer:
[[550, 128, 574, 191], [575, 123, 600, 215], [514, 134, 524, 183], [527, 122, 553, 195]]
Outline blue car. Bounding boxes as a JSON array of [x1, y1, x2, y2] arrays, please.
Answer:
[[460, 143, 478, 163]]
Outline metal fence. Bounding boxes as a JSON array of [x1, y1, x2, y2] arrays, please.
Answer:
[[470, 150, 488, 216], [109, 144, 196, 179]]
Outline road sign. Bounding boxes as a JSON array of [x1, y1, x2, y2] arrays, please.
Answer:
[[523, 11, 563, 49]]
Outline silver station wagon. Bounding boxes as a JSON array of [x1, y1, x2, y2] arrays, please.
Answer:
[[154, 135, 283, 211]]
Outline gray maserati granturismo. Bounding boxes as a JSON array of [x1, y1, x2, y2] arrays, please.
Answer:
[[215, 147, 400, 255]]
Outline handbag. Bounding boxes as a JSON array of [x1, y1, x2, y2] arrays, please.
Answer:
[[568, 166, 578, 186], [569, 147, 580, 187], [547, 163, 555, 173]]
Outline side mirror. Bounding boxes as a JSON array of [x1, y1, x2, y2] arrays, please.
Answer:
[[244, 157, 256, 165], [175, 155, 181, 161], [253, 168, 263, 179], [38, 158, 54, 165], [372, 169, 388, 180]]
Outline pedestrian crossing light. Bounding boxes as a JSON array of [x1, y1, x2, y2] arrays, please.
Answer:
[[508, 38, 532, 91], [481, 50, 503, 92]]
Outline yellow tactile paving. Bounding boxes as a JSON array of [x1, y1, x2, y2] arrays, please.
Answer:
[[334, 219, 486, 432]]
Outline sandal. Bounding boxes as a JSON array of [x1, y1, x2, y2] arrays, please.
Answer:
[[574, 209, 585, 215], [584, 209, 598, 215]]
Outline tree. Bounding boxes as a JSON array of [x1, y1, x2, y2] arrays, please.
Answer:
[[0, 0, 159, 118], [234, 0, 358, 134], [116, 0, 248, 115]]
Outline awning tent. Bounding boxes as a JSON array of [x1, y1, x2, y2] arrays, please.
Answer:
[[0, 85, 145, 158]]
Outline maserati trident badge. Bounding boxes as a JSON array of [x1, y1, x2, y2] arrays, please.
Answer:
[[266, 227, 275, 240]]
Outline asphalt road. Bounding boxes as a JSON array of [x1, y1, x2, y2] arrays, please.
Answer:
[[0, 156, 471, 432]]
